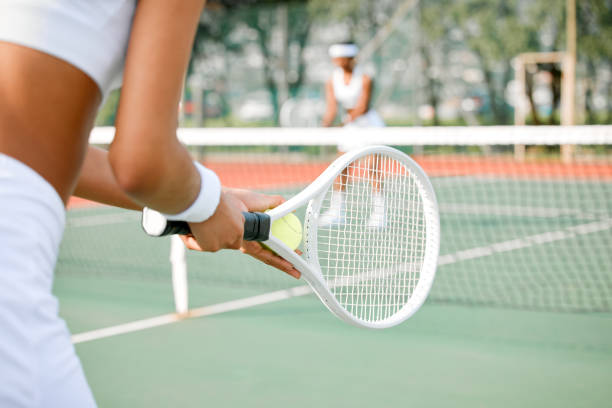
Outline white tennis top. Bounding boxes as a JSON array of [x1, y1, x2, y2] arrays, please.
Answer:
[[0, 0, 136, 95], [331, 66, 365, 110]]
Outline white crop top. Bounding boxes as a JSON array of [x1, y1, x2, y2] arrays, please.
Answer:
[[0, 0, 136, 95], [332, 67, 364, 110]]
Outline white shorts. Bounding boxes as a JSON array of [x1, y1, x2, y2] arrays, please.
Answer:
[[339, 109, 385, 152], [0, 154, 96, 407]]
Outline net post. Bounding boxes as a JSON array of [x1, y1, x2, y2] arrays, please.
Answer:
[[170, 235, 189, 315]]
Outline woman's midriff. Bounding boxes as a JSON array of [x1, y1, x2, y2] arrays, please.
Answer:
[[0, 41, 101, 204]]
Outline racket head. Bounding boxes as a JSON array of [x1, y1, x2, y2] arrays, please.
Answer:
[[267, 145, 439, 329]]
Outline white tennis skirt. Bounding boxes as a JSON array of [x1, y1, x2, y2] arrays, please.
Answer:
[[339, 109, 385, 152], [0, 154, 96, 407]]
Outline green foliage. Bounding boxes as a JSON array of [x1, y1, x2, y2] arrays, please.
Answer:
[[578, 0, 612, 61], [307, 0, 362, 21], [455, 0, 533, 59], [447, 0, 537, 124], [187, 0, 612, 126], [526, 0, 565, 50], [307, 0, 397, 43], [190, 2, 311, 125]]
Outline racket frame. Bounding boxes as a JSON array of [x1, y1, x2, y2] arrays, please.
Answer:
[[263, 145, 439, 329]]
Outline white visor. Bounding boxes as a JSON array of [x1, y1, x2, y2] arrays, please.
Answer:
[[329, 44, 359, 58]]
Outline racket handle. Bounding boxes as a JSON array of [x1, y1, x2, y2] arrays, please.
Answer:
[[160, 220, 191, 236], [143, 209, 270, 241], [242, 211, 270, 241]]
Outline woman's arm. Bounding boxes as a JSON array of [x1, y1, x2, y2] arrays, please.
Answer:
[[346, 75, 372, 123], [74, 146, 142, 210], [321, 79, 337, 127], [107, 0, 245, 253], [75, 146, 300, 277], [75, 1, 298, 276], [109, 0, 204, 214]]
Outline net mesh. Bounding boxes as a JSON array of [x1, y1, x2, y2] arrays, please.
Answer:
[[310, 152, 430, 322], [57, 126, 612, 314]]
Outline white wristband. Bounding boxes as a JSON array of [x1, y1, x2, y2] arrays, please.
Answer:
[[163, 162, 221, 223]]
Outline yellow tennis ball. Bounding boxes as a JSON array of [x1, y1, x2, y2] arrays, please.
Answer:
[[270, 213, 302, 250]]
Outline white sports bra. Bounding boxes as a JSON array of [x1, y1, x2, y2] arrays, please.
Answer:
[[332, 67, 364, 110], [0, 0, 136, 95]]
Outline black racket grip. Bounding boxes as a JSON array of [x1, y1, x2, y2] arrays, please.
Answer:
[[159, 220, 191, 236], [242, 211, 271, 241], [156, 212, 271, 241]]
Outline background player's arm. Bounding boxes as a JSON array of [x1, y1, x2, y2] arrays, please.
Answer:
[[321, 79, 337, 127], [346, 75, 372, 123]]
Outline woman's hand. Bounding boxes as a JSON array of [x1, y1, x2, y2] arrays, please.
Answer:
[[240, 241, 301, 280], [185, 190, 247, 252], [180, 188, 301, 279]]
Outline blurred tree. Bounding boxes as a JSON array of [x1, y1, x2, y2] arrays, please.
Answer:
[[450, 0, 534, 125], [576, 0, 612, 124], [308, 0, 396, 44], [190, 0, 311, 125], [189, 4, 244, 125], [308, 0, 399, 84], [183, 0, 612, 127], [525, 0, 566, 125], [526, 0, 612, 124], [417, 0, 452, 126], [242, 2, 311, 123]]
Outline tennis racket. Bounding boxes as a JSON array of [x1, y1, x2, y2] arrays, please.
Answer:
[[142, 145, 439, 329]]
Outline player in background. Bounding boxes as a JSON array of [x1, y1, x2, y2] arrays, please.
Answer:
[[320, 42, 386, 228], [0, 1, 297, 406]]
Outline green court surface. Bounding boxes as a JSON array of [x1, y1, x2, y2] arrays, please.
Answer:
[[54, 279, 612, 408], [53, 174, 612, 407]]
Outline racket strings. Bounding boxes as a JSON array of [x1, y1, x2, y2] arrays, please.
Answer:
[[317, 153, 427, 323]]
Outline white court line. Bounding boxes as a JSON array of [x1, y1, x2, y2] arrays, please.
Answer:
[[71, 286, 312, 344], [439, 203, 597, 220], [71, 314, 182, 344], [71, 217, 612, 345], [433, 174, 612, 186], [437, 218, 612, 265]]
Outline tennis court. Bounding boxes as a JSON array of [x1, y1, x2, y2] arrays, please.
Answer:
[[52, 126, 612, 407]]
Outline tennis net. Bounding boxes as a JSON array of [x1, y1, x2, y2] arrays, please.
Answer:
[[57, 126, 612, 314]]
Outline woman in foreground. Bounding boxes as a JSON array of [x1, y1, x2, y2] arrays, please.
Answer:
[[0, 1, 297, 406]]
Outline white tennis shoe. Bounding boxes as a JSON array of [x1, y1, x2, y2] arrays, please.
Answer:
[[318, 192, 346, 227]]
